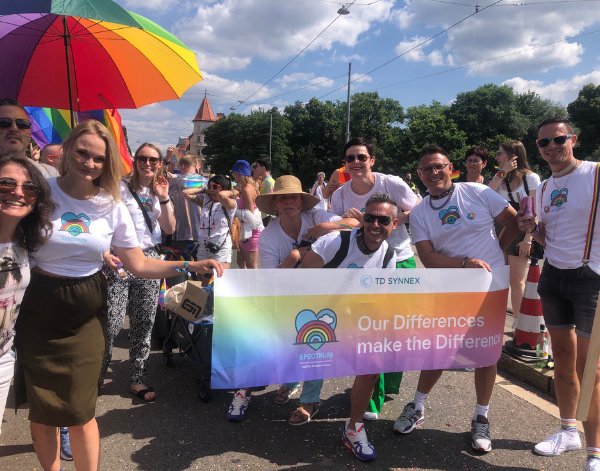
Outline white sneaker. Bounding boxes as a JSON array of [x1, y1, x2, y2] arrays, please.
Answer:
[[363, 411, 378, 421], [342, 421, 376, 461], [534, 428, 581, 456], [471, 415, 492, 452], [227, 390, 250, 421], [393, 402, 424, 434], [585, 459, 600, 471]]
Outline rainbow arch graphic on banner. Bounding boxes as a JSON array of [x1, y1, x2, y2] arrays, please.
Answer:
[[294, 309, 338, 351]]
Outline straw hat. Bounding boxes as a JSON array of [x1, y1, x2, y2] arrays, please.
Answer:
[[255, 175, 321, 216]]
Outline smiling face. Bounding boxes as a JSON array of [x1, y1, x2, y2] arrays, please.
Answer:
[[0, 163, 36, 223], [344, 145, 374, 179], [273, 193, 302, 219], [417, 153, 453, 196], [495, 147, 511, 167], [0, 106, 31, 157], [537, 122, 577, 168], [68, 133, 107, 182], [362, 201, 398, 250], [135, 145, 161, 181]]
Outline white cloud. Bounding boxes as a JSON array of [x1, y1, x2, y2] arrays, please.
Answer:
[[275, 72, 336, 90], [502, 68, 600, 103], [120, 113, 194, 154], [395, 36, 448, 66], [174, 0, 394, 73], [351, 73, 372, 84]]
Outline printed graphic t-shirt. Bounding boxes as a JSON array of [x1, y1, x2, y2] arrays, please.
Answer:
[[198, 198, 237, 243], [330, 172, 418, 261], [258, 209, 341, 268], [168, 173, 207, 241], [0, 243, 29, 355], [410, 183, 508, 269], [537, 160, 600, 274], [120, 180, 167, 250], [32, 178, 139, 277], [311, 228, 397, 268]]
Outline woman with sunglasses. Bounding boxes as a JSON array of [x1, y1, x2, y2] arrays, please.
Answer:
[[489, 140, 541, 327], [13, 120, 222, 471], [99, 143, 176, 402], [182, 175, 236, 273], [0, 155, 53, 437]]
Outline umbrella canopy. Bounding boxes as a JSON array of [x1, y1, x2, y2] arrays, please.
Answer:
[[0, 5, 202, 111]]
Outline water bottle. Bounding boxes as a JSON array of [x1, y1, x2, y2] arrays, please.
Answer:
[[536, 325, 549, 368]]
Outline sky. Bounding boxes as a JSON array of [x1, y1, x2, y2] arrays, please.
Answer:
[[114, 0, 600, 153]]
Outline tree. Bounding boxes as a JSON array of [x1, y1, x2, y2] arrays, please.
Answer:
[[568, 83, 600, 160]]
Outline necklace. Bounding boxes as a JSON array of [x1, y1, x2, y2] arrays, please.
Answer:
[[429, 184, 455, 211], [552, 159, 578, 178], [549, 161, 578, 244], [430, 184, 454, 199], [356, 228, 377, 256]]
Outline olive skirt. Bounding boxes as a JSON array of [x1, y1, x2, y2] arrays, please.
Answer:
[[14, 271, 107, 426]]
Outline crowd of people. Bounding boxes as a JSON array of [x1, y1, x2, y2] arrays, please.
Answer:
[[0, 95, 599, 471]]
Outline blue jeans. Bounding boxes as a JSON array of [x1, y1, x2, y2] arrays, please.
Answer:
[[283, 380, 323, 403]]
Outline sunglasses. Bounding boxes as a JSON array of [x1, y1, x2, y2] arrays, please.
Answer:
[[344, 154, 371, 164], [0, 118, 31, 130], [0, 177, 41, 198], [536, 134, 572, 148], [136, 156, 160, 166], [209, 184, 222, 190], [419, 163, 450, 175], [363, 213, 392, 226]]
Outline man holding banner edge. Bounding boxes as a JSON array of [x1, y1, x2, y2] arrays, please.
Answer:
[[400, 145, 520, 452]]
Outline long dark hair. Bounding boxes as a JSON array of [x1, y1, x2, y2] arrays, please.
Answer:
[[0, 154, 55, 251]]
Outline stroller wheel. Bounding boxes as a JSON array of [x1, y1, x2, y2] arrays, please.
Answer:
[[197, 376, 211, 402], [162, 341, 173, 367]]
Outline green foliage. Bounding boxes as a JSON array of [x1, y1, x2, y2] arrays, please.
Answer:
[[568, 83, 600, 160]]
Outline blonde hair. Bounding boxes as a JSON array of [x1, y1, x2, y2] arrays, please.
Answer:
[[500, 140, 531, 183], [238, 174, 259, 192], [60, 120, 125, 202], [130, 143, 164, 195], [179, 154, 197, 169]]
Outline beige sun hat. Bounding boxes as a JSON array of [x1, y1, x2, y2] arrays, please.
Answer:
[[255, 175, 321, 216]]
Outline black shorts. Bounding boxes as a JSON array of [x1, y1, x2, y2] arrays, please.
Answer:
[[537, 261, 600, 339]]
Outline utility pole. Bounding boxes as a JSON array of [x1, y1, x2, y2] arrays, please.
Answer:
[[269, 110, 272, 162], [345, 63, 351, 144]]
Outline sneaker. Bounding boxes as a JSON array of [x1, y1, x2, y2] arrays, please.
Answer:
[[59, 427, 73, 461], [585, 458, 600, 471], [342, 421, 376, 461], [393, 402, 424, 434], [471, 415, 492, 452], [363, 411, 378, 421], [227, 390, 250, 422], [534, 428, 582, 456]]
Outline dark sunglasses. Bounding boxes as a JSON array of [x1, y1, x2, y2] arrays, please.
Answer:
[[0, 177, 41, 198], [344, 154, 370, 164], [136, 156, 160, 166], [363, 213, 392, 226], [209, 184, 222, 190], [0, 118, 31, 130], [536, 134, 572, 148]]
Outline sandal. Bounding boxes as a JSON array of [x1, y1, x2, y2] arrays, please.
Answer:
[[129, 386, 156, 402], [273, 386, 298, 405], [288, 403, 320, 426]]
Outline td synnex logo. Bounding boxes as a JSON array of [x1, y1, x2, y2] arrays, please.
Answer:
[[360, 275, 372, 288]]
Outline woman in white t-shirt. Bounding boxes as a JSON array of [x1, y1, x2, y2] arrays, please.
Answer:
[[13, 121, 222, 471], [99, 143, 176, 402], [0, 155, 54, 435], [225, 175, 348, 425], [489, 140, 541, 324], [183, 174, 237, 271], [310, 172, 328, 211]]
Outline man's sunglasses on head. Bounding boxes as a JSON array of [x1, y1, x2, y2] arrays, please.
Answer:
[[0, 118, 31, 130]]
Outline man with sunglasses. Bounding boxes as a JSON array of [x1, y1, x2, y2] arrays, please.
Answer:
[[0, 99, 58, 179], [398, 145, 519, 453], [520, 118, 600, 470], [301, 192, 399, 461], [330, 137, 419, 422]]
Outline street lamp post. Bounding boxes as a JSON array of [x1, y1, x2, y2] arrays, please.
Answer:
[[269, 110, 272, 162], [345, 62, 351, 144]]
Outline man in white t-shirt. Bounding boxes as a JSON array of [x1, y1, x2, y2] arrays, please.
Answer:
[[399, 145, 519, 453], [521, 117, 600, 470], [0, 98, 59, 179], [301, 192, 398, 462], [330, 137, 419, 421]]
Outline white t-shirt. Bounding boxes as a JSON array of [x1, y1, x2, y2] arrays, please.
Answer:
[[33, 161, 59, 179], [258, 209, 341, 268], [31, 178, 139, 277], [198, 197, 237, 243], [537, 160, 600, 273], [311, 228, 397, 268], [497, 173, 541, 203], [410, 183, 508, 269], [120, 180, 167, 250], [311, 182, 328, 211], [0, 243, 30, 355], [330, 172, 418, 261]]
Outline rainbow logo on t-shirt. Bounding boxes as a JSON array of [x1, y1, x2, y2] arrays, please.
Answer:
[[59, 212, 91, 237], [467, 213, 475, 220], [139, 197, 153, 213], [550, 188, 568, 208], [439, 206, 461, 225]]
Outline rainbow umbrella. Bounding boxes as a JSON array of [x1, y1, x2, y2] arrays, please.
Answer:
[[0, 0, 202, 126], [25, 107, 133, 174]]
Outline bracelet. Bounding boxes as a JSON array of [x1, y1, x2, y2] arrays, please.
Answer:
[[530, 222, 541, 236], [159, 198, 170, 205], [495, 169, 505, 178], [174, 260, 190, 276], [462, 256, 469, 268], [524, 241, 532, 245]]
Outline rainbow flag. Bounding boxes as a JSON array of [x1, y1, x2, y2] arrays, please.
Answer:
[[450, 171, 460, 180], [25, 107, 133, 175], [158, 279, 167, 309]]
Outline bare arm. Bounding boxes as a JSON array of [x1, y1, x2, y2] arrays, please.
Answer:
[[415, 240, 491, 271], [216, 190, 237, 211], [488, 156, 518, 191], [323, 169, 341, 199], [280, 247, 311, 268], [182, 187, 205, 206], [303, 218, 358, 240], [518, 208, 546, 246], [494, 206, 520, 252], [241, 184, 256, 209], [113, 246, 224, 279], [299, 249, 326, 268]]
